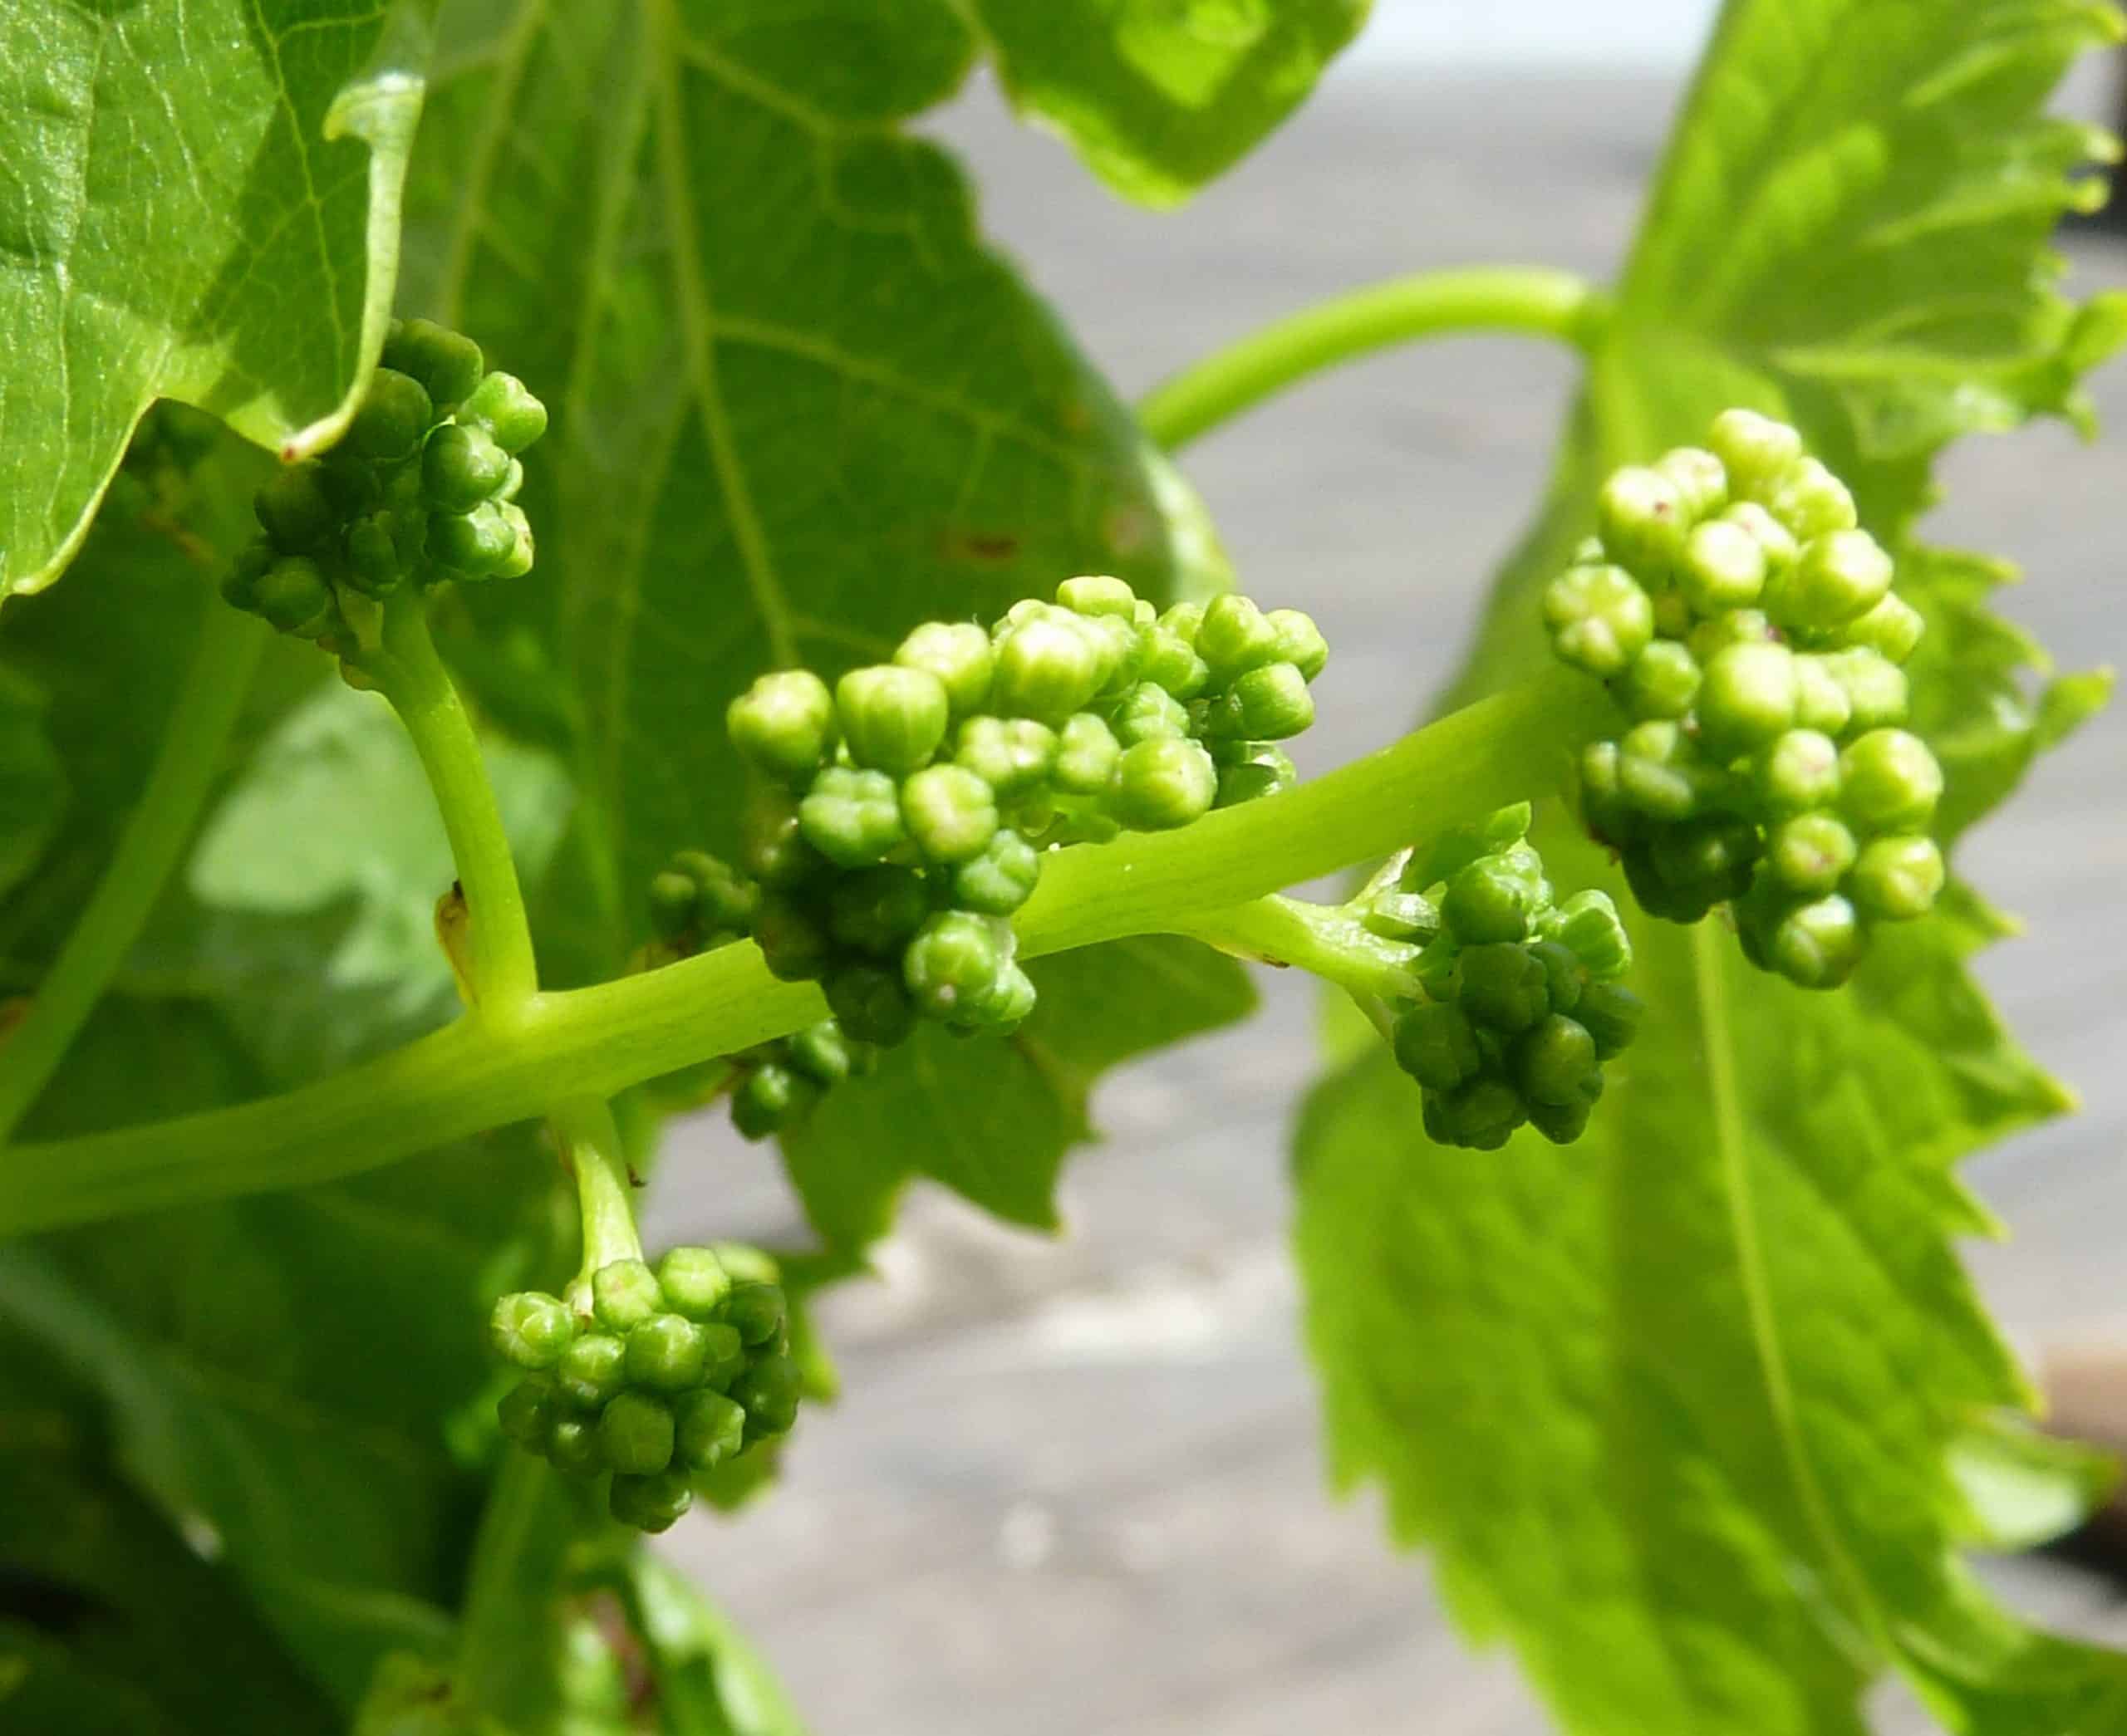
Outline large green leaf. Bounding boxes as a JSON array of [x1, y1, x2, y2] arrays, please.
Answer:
[[1296, 2, 2127, 1733], [965, 0, 1372, 206], [0, 2, 425, 598]]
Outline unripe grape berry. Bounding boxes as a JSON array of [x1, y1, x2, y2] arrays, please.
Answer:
[[1791, 654, 1854, 737], [1195, 594, 1283, 683], [626, 1314, 709, 1392], [1697, 640, 1798, 758], [1527, 1091, 1599, 1146], [1574, 980, 1643, 1058], [731, 1062, 813, 1140], [657, 1245, 733, 1319], [732, 1354, 803, 1434], [1766, 812, 1859, 895], [546, 1413, 604, 1476], [1707, 409, 1803, 502], [1512, 1014, 1599, 1106], [556, 1332, 628, 1410], [953, 829, 1042, 915], [1617, 720, 1717, 821], [675, 850, 756, 932], [1539, 889, 1632, 979], [961, 961, 1038, 1029], [1458, 943, 1550, 1032], [423, 423, 513, 512], [1137, 626, 1211, 699], [1687, 606, 1775, 664], [1579, 739, 1638, 844], [1596, 466, 1688, 576], [674, 1388, 748, 1471], [1769, 527, 1892, 631], [1057, 574, 1137, 617], [1214, 741, 1295, 808], [901, 763, 998, 864], [345, 512, 405, 597], [786, 1020, 857, 1086], [254, 467, 336, 551], [1848, 834, 1945, 920], [1109, 738, 1217, 831], [753, 890, 833, 982], [1265, 609, 1329, 681], [599, 1390, 676, 1475], [725, 1282, 788, 1346], [254, 556, 338, 637], [1526, 938, 1584, 1013], [955, 715, 1057, 793], [1648, 817, 1759, 910], [1755, 728, 1841, 817], [799, 765, 907, 866], [1054, 713, 1122, 794], [1678, 518, 1766, 615], [828, 866, 931, 954], [698, 1322, 747, 1391], [609, 1469, 693, 1534], [384, 318, 484, 406], [1432, 1077, 1527, 1151], [904, 912, 1005, 1018], [1216, 661, 1314, 739], [1392, 999, 1481, 1091], [1442, 851, 1546, 945], [1762, 892, 1867, 988], [729, 670, 838, 784], [1157, 601, 1206, 644], [1079, 611, 1144, 694], [1620, 640, 1702, 721], [497, 1378, 552, 1445], [1720, 500, 1800, 574], [1839, 728, 1943, 834], [1655, 446, 1727, 521], [459, 370, 548, 453], [430, 502, 518, 576], [490, 1291, 577, 1370], [347, 368, 434, 462], [896, 621, 995, 718], [592, 1260, 664, 1332], [1845, 592, 1925, 665], [491, 504, 535, 579], [824, 962, 918, 1047], [1819, 647, 1909, 732], [1766, 457, 1857, 542], [992, 613, 1103, 723], [837, 666, 950, 774], [1111, 682, 1191, 747], [1542, 564, 1654, 677]]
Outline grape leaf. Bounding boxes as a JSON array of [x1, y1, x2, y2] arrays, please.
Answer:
[[1295, 2, 2127, 1732], [965, 0, 1371, 206], [0, 1, 425, 599], [782, 936, 1255, 1250]]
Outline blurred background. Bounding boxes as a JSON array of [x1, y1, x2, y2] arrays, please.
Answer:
[[641, 8, 2127, 1730]]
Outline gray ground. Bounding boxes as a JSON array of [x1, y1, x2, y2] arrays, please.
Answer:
[[641, 72, 2127, 1734]]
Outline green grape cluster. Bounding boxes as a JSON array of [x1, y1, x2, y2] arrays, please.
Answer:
[[489, 1245, 799, 1534], [220, 319, 548, 647], [1543, 409, 1946, 989], [725, 576, 1327, 1054], [1363, 805, 1642, 1149], [642, 848, 878, 1140]]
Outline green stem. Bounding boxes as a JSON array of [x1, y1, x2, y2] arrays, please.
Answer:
[[1137, 266, 1607, 451], [1173, 895, 1419, 1002], [552, 1094, 643, 1305], [0, 669, 1610, 1234], [365, 592, 540, 1016], [0, 601, 267, 1143]]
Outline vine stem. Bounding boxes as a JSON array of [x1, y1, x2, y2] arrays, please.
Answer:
[[0, 600, 268, 1143], [366, 593, 541, 1016], [1172, 895, 1419, 1002], [0, 669, 1612, 1234], [1137, 266, 1608, 450]]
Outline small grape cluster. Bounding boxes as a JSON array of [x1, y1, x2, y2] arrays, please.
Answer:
[[641, 848, 877, 1139], [489, 1246, 799, 1534], [220, 319, 548, 648], [1543, 409, 1946, 988], [1364, 806, 1642, 1149], [725, 576, 1327, 1056]]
